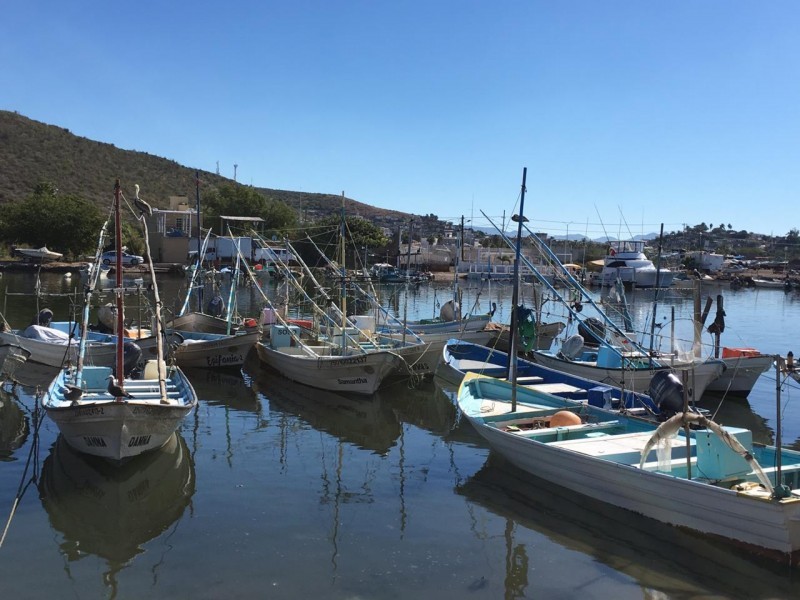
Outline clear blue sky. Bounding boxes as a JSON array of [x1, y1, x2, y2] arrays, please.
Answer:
[[3, 1, 798, 239]]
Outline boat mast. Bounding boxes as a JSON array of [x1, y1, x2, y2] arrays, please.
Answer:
[[508, 167, 528, 412], [113, 180, 125, 393], [195, 170, 204, 313], [340, 191, 347, 353], [648, 223, 665, 364]]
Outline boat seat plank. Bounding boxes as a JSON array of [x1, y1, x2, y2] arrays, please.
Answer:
[[549, 431, 694, 463], [478, 399, 576, 417], [524, 382, 588, 398], [515, 376, 545, 384]]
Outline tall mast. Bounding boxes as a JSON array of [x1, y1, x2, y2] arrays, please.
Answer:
[[195, 170, 203, 313], [508, 168, 528, 412], [113, 179, 125, 393], [340, 192, 347, 351]]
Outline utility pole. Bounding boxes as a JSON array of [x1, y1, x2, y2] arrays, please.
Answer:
[[461, 215, 465, 261], [233, 164, 238, 181]]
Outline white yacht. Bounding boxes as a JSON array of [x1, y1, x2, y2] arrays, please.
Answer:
[[596, 240, 674, 288]]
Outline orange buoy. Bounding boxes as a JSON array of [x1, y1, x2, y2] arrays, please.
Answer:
[[549, 411, 581, 427]]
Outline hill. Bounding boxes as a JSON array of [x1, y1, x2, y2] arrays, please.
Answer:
[[0, 110, 408, 223]]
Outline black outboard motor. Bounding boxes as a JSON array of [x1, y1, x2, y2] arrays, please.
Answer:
[[32, 308, 54, 327], [649, 371, 684, 419], [578, 317, 605, 347], [207, 294, 224, 318]]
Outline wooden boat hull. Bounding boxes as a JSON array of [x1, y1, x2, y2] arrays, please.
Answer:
[[140, 330, 260, 368], [44, 365, 198, 461], [168, 312, 256, 335], [255, 342, 402, 395], [377, 313, 493, 335], [458, 375, 800, 558], [530, 350, 725, 398]]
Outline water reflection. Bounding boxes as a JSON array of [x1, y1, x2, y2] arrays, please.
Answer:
[[699, 393, 774, 445], [248, 365, 402, 455], [183, 366, 260, 414], [0, 388, 28, 460], [458, 454, 800, 598], [39, 433, 195, 595], [373, 379, 459, 436]]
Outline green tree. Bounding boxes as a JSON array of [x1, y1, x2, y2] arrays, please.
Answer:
[[307, 215, 389, 265], [0, 182, 105, 258], [203, 183, 298, 235]]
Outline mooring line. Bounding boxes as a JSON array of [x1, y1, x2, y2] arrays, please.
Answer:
[[0, 387, 43, 550]]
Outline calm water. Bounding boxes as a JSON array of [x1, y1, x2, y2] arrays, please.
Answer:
[[1, 271, 800, 599]]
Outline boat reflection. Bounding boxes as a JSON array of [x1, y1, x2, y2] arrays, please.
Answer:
[[698, 393, 774, 445], [372, 379, 459, 437], [247, 366, 402, 456], [183, 365, 260, 413], [457, 455, 800, 598], [0, 388, 28, 460], [39, 433, 195, 593]]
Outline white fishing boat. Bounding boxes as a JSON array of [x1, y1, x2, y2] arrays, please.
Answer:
[[706, 348, 775, 395], [255, 196, 407, 395], [255, 330, 403, 395], [530, 345, 725, 398], [161, 329, 261, 368], [457, 372, 800, 561], [480, 213, 725, 398], [43, 180, 198, 461], [0, 321, 118, 368], [15, 246, 63, 261]]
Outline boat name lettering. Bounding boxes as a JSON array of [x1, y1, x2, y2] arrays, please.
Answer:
[[411, 362, 431, 372], [338, 377, 368, 385], [77, 406, 104, 417], [128, 435, 152, 447], [324, 356, 368, 368], [132, 406, 159, 415], [83, 436, 107, 447], [207, 353, 244, 367]]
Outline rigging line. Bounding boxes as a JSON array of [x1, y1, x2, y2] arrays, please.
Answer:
[[0, 388, 44, 550]]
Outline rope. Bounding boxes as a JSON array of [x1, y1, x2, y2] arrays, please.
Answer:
[[0, 388, 43, 550]]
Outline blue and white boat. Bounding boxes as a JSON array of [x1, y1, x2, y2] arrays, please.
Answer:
[[438, 338, 667, 418], [456, 371, 800, 561], [43, 180, 198, 461]]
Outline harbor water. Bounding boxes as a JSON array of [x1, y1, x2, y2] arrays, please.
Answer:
[[1, 270, 800, 598]]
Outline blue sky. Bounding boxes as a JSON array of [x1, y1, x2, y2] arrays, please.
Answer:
[[3, 1, 798, 239]]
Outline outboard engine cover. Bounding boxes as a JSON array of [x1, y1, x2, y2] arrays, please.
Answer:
[[559, 334, 585, 360], [439, 300, 460, 322], [649, 371, 684, 418], [32, 308, 54, 327], [207, 295, 224, 318], [578, 317, 606, 347]]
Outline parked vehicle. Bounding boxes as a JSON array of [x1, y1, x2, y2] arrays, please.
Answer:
[[101, 250, 144, 266]]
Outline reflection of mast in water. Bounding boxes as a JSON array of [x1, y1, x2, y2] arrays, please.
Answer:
[[39, 433, 195, 596], [503, 519, 529, 599], [458, 456, 800, 599]]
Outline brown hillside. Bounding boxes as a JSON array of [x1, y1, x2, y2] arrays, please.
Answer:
[[0, 110, 408, 222]]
